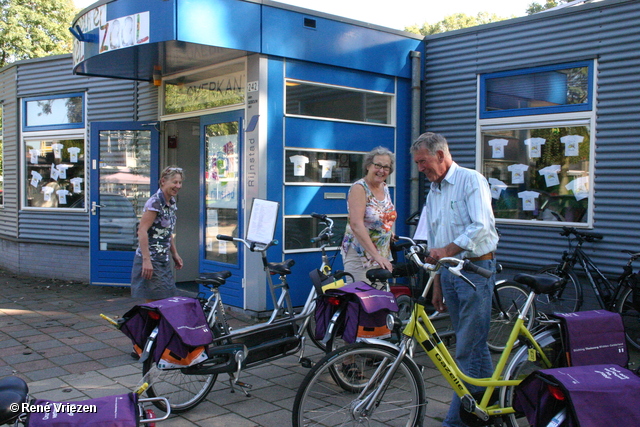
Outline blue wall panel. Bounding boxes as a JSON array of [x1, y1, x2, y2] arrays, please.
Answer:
[[285, 118, 395, 151], [177, 0, 261, 52], [284, 187, 349, 215], [262, 5, 422, 78]]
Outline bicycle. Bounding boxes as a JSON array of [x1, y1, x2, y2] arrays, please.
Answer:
[[536, 226, 640, 350], [0, 376, 169, 426], [292, 239, 568, 427], [123, 217, 361, 414], [487, 279, 537, 353]]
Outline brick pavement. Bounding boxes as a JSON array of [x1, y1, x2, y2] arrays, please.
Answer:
[[1, 268, 637, 426]]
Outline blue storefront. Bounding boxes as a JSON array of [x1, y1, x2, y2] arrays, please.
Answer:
[[71, 0, 424, 314]]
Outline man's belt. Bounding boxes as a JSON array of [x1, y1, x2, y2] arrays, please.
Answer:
[[465, 252, 494, 262]]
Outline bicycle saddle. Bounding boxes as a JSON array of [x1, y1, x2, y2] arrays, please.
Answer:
[[0, 376, 28, 425], [514, 273, 563, 295], [196, 271, 232, 287], [367, 268, 394, 282], [268, 259, 295, 275]]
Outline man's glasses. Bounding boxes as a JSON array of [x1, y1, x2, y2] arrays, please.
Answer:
[[372, 163, 391, 172]]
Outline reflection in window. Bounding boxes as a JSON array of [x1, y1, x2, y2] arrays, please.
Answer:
[[25, 94, 83, 128], [24, 138, 85, 209], [481, 125, 590, 224], [205, 121, 239, 264], [286, 149, 369, 184], [481, 62, 591, 118], [284, 216, 347, 251], [286, 81, 392, 124]]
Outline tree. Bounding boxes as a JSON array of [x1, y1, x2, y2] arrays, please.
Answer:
[[405, 12, 508, 36], [526, 0, 570, 15], [0, 0, 76, 67]]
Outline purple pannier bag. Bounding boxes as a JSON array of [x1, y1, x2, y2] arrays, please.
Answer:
[[551, 310, 628, 367], [514, 364, 640, 427], [27, 393, 138, 427], [120, 296, 213, 364], [325, 282, 398, 343]]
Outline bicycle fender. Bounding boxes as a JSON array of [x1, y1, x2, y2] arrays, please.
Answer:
[[357, 338, 400, 352]]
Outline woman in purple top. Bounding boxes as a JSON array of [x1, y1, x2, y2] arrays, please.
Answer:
[[131, 166, 184, 302]]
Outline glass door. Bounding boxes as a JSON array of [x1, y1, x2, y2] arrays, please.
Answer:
[[90, 122, 159, 285], [200, 111, 243, 306]]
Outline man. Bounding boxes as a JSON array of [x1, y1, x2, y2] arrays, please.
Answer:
[[411, 132, 499, 427]]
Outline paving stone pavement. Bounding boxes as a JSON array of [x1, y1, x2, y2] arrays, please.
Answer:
[[1, 268, 638, 426]]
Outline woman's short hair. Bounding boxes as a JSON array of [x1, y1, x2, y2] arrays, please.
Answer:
[[160, 165, 184, 184], [363, 146, 396, 174]]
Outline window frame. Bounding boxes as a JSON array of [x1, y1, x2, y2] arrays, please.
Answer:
[[22, 92, 85, 132], [0, 103, 3, 207], [479, 61, 594, 119], [285, 79, 395, 127], [21, 128, 87, 211]]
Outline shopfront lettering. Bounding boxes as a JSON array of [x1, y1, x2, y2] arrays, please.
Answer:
[[186, 76, 244, 96]]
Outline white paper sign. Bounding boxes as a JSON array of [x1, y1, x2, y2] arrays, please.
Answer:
[[67, 147, 81, 163], [30, 170, 42, 187], [539, 165, 561, 187], [524, 137, 546, 158], [289, 155, 309, 177], [246, 199, 279, 244], [518, 191, 540, 211], [561, 135, 584, 157], [488, 178, 507, 200], [56, 189, 69, 204], [488, 139, 509, 159], [508, 164, 529, 184], [318, 160, 336, 179]]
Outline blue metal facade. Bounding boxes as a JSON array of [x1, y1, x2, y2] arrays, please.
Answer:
[[422, 0, 640, 276]]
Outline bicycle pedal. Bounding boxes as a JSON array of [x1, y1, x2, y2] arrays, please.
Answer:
[[299, 357, 314, 368]]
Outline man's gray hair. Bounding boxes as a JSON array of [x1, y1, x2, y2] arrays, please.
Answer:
[[363, 146, 396, 174], [410, 132, 450, 157]]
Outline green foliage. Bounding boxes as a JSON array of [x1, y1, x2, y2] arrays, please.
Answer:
[[0, 0, 76, 67], [526, 0, 565, 15], [405, 12, 508, 35]]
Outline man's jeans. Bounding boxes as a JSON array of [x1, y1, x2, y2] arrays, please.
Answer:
[[440, 258, 495, 427]]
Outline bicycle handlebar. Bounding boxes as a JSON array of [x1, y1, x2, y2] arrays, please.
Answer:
[[560, 226, 603, 242]]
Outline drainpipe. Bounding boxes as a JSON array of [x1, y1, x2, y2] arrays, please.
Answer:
[[410, 50, 422, 229]]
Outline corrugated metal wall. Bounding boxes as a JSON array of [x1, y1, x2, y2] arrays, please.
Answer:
[[12, 54, 147, 244], [423, 0, 640, 276], [0, 65, 18, 237]]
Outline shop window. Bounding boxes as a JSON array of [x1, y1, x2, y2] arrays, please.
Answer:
[[481, 123, 591, 225], [24, 137, 85, 209], [0, 104, 3, 206], [284, 215, 347, 252], [286, 149, 370, 184], [285, 80, 393, 125], [480, 61, 592, 119], [23, 93, 84, 131], [163, 62, 245, 116]]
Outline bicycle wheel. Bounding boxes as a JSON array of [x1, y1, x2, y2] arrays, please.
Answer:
[[501, 327, 565, 427], [142, 356, 217, 413], [292, 342, 426, 426], [615, 286, 640, 351], [487, 281, 535, 353], [534, 265, 582, 314]]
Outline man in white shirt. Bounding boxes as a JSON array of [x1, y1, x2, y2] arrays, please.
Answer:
[[411, 132, 499, 427]]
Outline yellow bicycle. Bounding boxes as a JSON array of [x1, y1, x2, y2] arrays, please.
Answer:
[[292, 240, 566, 426]]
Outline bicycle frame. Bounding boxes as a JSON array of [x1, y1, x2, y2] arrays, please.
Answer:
[[357, 250, 555, 421]]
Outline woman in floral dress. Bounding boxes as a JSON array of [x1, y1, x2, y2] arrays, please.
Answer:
[[131, 166, 184, 302], [341, 147, 397, 284]]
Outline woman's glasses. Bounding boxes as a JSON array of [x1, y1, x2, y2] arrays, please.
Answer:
[[372, 163, 391, 172], [167, 167, 183, 172]]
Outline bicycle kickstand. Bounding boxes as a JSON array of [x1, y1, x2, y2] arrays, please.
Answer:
[[227, 373, 253, 397]]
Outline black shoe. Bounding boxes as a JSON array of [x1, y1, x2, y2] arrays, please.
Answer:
[[130, 351, 140, 360]]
